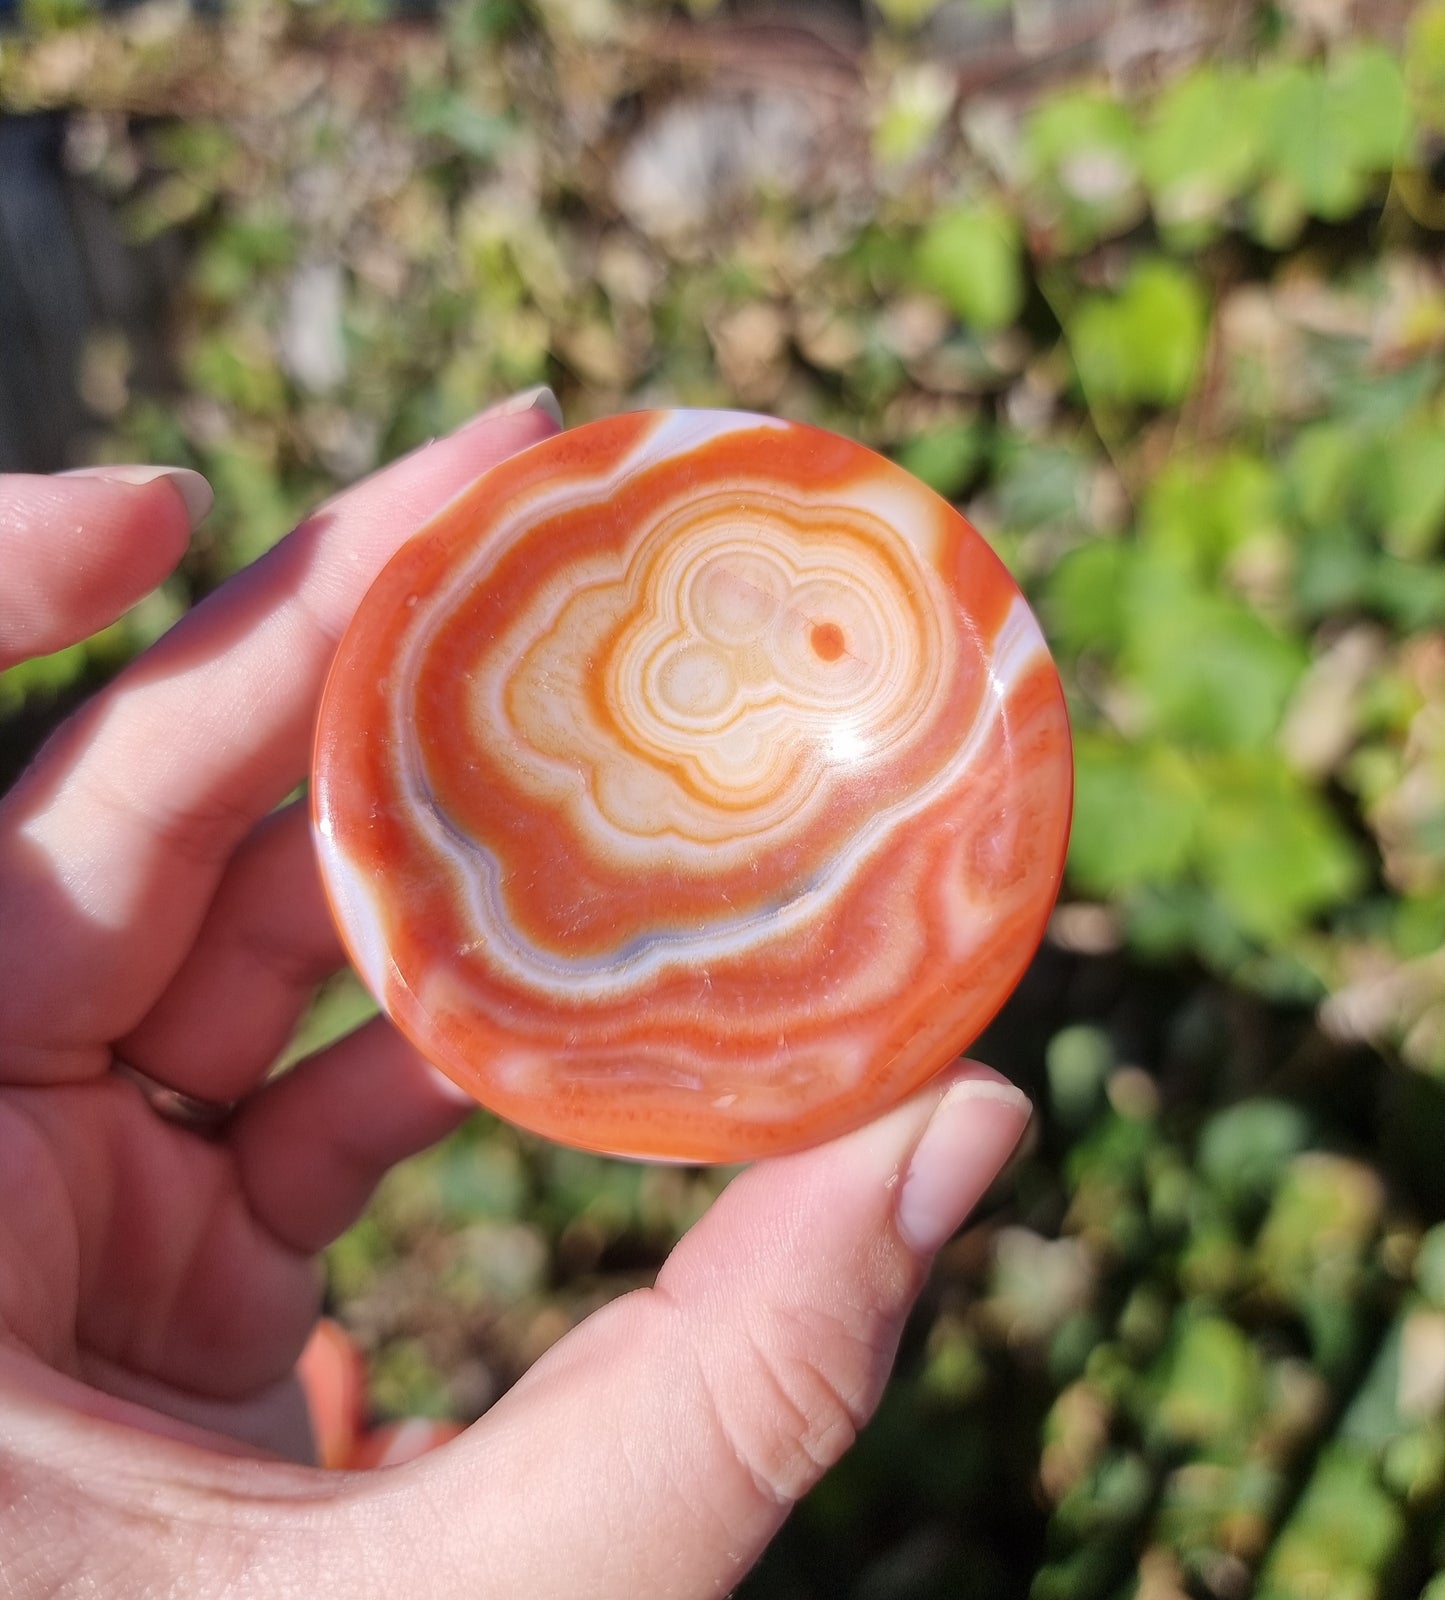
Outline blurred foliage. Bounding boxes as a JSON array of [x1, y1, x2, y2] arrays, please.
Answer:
[[4, 0, 1445, 1593]]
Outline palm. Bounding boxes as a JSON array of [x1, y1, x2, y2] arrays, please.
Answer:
[[0, 1074, 319, 1449]]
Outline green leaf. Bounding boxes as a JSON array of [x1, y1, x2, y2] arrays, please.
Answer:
[[148, 122, 237, 190], [1141, 67, 1264, 234], [1259, 1445, 1405, 1597], [1046, 1025, 1115, 1130], [18, 0, 94, 29], [1043, 539, 1130, 657], [1122, 561, 1305, 749], [202, 441, 314, 571], [1252, 49, 1405, 226], [184, 332, 288, 419], [1332, 43, 1411, 171], [872, 65, 955, 164], [1024, 91, 1143, 251], [1194, 755, 1364, 940], [408, 87, 514, 161], [1070, 259, 1208, 408], [892, 420, 986, 501], [1027, 91, 1136, 171], [1395, 892, 1445, 958], [1407, 0, 1445, 131], [1338, 1315, 1408, 1451], [1140, 450, 1280, 582], [194, 214, 297, 304], [435, 1137, 529, 1225], [1068, 738, 1201, 897], [0, 641, 86, 713], [1416, 1222, 1445, 1306], [993, 440, 1091, 532], [1286, 421, 1367, 529], [1257, 61, 1365, 221], [1364, 419, 1445, 557], [1054, 1448, 1153, 1534], [1336, 356, 1442, 431], [1294, 522, 1375, 619], [869, 0, 945, 32], [1156, 1456, 1284, 1568], [1156, 1312, 1265, 1447], [1367, 555, 1445, 630], [915, 202, 1024, 334], [1198, 1099, 1313, 1218], [370, 1337, 451, 1420], [1257, 1152, 1385, 1308]]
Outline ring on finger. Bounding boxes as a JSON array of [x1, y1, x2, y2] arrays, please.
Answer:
[[112, 1058, 238, 1134]]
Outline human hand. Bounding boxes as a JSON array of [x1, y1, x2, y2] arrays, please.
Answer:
[[0, 392, 1031, 1599]]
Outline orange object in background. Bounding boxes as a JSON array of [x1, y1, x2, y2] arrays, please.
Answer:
[[347, 1418, 467, 1470], [314, 411, 1072, 1163], [297, 1319, 462, 1472], [296, 1318, 365, 1469]]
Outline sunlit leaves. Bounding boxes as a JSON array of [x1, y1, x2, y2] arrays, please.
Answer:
[[1259, 1446, 1405, 1600], [915, 201, 1024, 333], [1071, 740, 1362, 944], [1024, 90, 1143, 251], [1139, 451, 1281, 586], [1156, 1313, 1266, 1448], [1407, 0, 1445, 131], [1124, 570, 1305, 750], [1141, 67, 1264, 242], [7, 14, 1445, 1595], [891, 418, 986, 500], [1043, 540, 1128, 657], [1070, 260, 1208, 409], [407, 87, 515, 161], [1251, 49, 1407, 235], [1197, 1100, 1313, 1221], [1367, 421, 1445, 559], [1070, 738, 1201, 899], [1193, 758, 1364, 943]]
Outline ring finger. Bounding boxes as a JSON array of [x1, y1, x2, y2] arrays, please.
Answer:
[[117, 799, 346, 1101]]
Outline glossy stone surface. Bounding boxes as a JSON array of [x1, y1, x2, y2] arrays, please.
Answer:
[[312, 410, 1072, 1162]]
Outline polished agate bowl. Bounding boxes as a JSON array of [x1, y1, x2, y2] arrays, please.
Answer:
[[312, 410, 1072, 1162]]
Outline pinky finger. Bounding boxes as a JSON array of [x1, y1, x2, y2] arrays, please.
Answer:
[[228, 1017, 476, 1256], [0, 466, 210, 669]]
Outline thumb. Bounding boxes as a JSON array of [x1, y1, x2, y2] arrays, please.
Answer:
[[344, 1062, 1031, 1599]]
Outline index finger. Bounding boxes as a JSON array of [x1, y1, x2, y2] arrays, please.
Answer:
[[0, 392, 562, 1068], [0, 468, 206, 670]]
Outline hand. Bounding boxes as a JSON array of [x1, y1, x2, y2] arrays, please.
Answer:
[[0, 394, 1031, 1599]]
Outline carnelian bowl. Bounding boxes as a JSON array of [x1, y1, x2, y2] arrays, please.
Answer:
[[312, 410, 1072, 1162]]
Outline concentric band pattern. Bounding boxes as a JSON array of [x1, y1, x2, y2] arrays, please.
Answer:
[[313, 410, 1072, 1161]]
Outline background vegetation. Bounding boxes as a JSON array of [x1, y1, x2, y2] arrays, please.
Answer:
[[3, 0, 1445, 1592]]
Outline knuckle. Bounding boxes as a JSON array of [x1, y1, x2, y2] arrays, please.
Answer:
[[705, 1301, 893, 1510]]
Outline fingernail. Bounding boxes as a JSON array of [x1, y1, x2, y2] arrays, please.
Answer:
[[896, 1073, 1031, 1256], [472, 384, 563, 430], [59, 464, 214, 529], [389, 387, 564, 472]]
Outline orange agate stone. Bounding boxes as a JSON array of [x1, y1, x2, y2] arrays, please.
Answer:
[[312, 411, 1072, 1163]]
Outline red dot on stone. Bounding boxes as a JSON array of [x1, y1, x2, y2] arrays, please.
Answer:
[[810, 621, 845, 661]]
